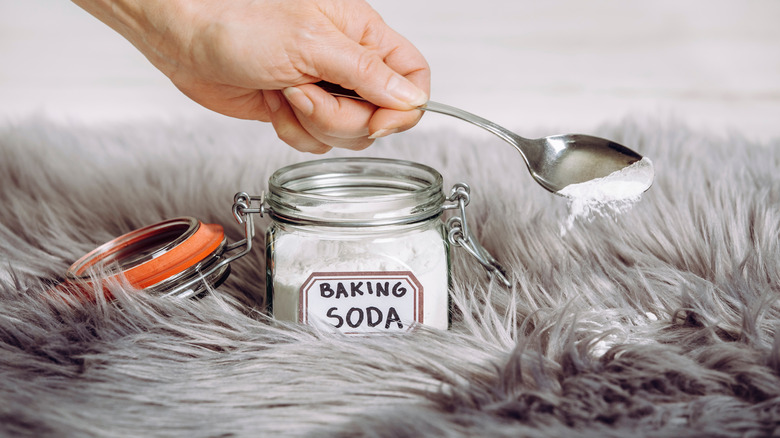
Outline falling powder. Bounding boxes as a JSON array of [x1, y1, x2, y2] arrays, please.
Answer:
[[558, 157, 654, 234]]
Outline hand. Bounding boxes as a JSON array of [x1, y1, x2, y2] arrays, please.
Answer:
[[73, 0, 431, 153]]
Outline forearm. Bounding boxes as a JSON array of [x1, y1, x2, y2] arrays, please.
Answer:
[[71, 0, 195, 77]]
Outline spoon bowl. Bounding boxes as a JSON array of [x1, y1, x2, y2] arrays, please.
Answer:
[[316, 81, 652, 195], [531, 134, 644, 193]]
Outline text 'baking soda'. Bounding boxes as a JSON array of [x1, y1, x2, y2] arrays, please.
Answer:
[[300, 272, 423, 334]]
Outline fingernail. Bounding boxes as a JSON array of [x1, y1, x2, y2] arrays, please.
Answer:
[[387, 75, 428, 107], [282, 87, 314, 116], [368, 127, 399, 139], [264, 90, 282, 112]]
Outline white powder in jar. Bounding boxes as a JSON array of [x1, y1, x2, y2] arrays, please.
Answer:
[[270, 224, 450, 333], [558, 157, 654, 234]]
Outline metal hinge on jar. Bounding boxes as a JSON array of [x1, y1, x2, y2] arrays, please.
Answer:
[[162, 192, 262, 298], [443, 183, 511, 287]]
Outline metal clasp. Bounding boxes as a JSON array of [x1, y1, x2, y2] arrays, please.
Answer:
[[159, 192, 265, 298], [231, 191, 267, 240], [444, 183, 511, 287], [220, 191, 271, 263]]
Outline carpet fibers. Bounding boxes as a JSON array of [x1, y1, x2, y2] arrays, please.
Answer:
[[1, 116, 779, 437]]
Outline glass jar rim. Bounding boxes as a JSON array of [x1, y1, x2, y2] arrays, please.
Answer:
[[267, 157, 445, 226], [65, 217, 229, 297]]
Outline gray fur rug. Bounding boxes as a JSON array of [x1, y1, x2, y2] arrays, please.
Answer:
[[1, 115, 779, 437]]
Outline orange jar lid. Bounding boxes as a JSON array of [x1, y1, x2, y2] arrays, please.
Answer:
[[65, 217, 229, 298]]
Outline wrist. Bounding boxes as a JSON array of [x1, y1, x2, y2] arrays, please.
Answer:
[[71, 0, 197, 78]]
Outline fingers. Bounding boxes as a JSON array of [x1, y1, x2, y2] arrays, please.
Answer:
[[262, 90, 332, 154], [367, 107, 424, 139], [305, 14, 430, 111], [264, 86, 383, 153], [377, 28, 431, 106], [265, 79, 425, 153], [276, 85, 374, 151], [312, 43, 427, 111], [283, 85, 373, 139], [271, 83, 424, 151]]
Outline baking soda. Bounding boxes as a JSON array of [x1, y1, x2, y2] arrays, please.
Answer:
[[558, 157, 654, 234]]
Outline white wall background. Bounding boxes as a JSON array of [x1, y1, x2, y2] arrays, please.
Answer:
[[1, 0, 779, 141]]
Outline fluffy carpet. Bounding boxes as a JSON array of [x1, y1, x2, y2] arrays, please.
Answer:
[[1, 115, 779, 437]]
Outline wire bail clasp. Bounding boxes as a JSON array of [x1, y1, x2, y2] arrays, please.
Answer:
[[444, 183, 511, 287], [231, 191, 267, 240], [158, 193, 265, 298], [227, 190, 274, 258]]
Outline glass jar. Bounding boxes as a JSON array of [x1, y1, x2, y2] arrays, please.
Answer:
[[263, 158, 451, 333], [233, 157, 508, 333]]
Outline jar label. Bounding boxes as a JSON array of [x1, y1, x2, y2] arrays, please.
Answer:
[[299, 271, 423, 334]]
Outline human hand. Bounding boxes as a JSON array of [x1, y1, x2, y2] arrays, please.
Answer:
[[73, 0, 430, 153]]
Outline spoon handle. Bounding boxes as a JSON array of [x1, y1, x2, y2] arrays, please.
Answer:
[[420, 101, 524, 149], [314, 82, 525, 153]]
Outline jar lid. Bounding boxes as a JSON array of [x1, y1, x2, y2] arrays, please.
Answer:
[[64, 217, 229, 298]]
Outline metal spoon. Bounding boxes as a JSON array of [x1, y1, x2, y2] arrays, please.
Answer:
[[316, 82, 652, 195]]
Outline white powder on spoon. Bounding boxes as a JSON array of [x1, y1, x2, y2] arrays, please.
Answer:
[[557, 157, 654, 234]]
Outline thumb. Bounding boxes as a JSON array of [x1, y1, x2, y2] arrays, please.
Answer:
[[310, 34, 428, 110]]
